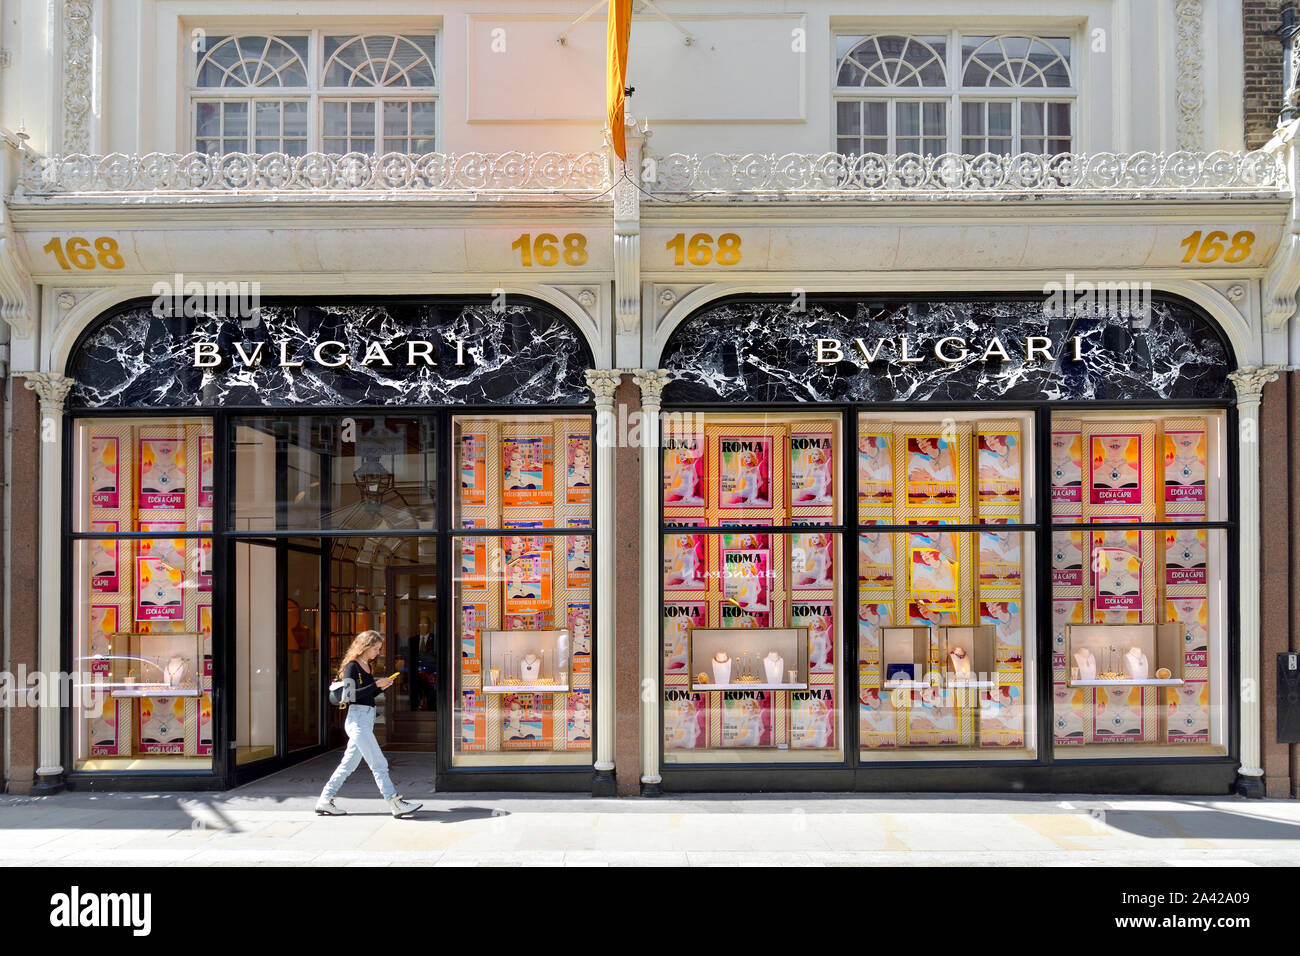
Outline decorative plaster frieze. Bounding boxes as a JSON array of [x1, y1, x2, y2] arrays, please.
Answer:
[[62, 1, 93, 154], [1174, 1, 1204, 151]]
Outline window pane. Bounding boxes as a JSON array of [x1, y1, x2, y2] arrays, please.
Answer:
[[863, 100, 888, 135], [223, 101, 248, 136], [961, 101, 984, 136], [896, 101, 920, 137], [324, 102, 347, 136], [923, 101, 946, 136], [196, 102, 220, 137], [255, 100, 281, 137], [384, 100, 410, 137], [989, 102, 1012, 136], [836, 100, 861, 135], [1048, 101, 1071, 135], [1021, 101, 1044, 136], [837, 136, 861, 156], [284, 101, 308, 138]]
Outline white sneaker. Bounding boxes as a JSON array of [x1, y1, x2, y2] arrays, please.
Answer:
[[314, 797, 346, 816], [388, 795, 422, 818]]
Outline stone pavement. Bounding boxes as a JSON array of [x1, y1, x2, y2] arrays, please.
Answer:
[[1, 752, 1298, 866]]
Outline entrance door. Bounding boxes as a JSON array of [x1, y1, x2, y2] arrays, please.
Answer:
[[387, 564, 439, 749]]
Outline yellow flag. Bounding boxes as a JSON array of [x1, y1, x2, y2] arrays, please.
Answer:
[[607, 0, 633, 161]]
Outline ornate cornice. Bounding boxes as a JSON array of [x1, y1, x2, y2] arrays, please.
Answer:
[[1174, 0, 1204, 151], [62, 1, 93, 154], [584, 369, 623, 406], [1228, 365, 1284, 404], [632, 369, 674, 407], [19, 372, 77, 412]]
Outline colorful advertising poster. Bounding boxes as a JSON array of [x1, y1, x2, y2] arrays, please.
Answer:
[[790, 688, 835, 749], [907, 686, 959, 745], [722, 549, 771, 612], [981, 600, 1023, 670], [908, 531, 958, 592], [89, 605, 117, 663], [566, 602, 591, 673], [90, 436, 120, 508], [977, 432, 1021, 505], [565, 433, 592, 505], [198, 435, 215, 509], [718, 435, 773, 509], [1053, 682, 1087, 746], [906, 435, 959, 507], [566, 534, 592, 589], [566, 690, 592, 747], [663, 434, 706, 506], [459, 432, 487, 507], [138, 436, 186, 510], [197, 692, 214, 756], [1167, 680, 1211, 744], [501, 693, 549, 750], [1163, 429, 1207, 504], [663, 532, 706, 591], [198, 522, 213, 593], [1093, 686, 1145, 742], [502, 436, 552, 507], [978, 529, 1022, 587], [1164, 528, 1208, 587], [1089, 433, 1143, 505], [721, 691, 772, 747], [1167, 596, 1210, 668], [504, 550, 551, 616], [135, 555, 185, 622], [979, 685, 1025, 747], [1051, 530, 1084, 586], [90, 521, 119, 594], [1093, 546, 1143, 611], [460, 520, 487, 587], [1051, 599, 1083, 670], [857, 601, 893, 674], [790, 432, 834, 507], [720, 603, 771, 629], [910, 600, 959, 628], [460, 603, 486, 675], [138, 696, 186, 754], [200, 604, 213, 678], [857, 432, 893, 508], [663, 601, 705, 674], [859, 688, 897, 748], [89, 693, 119, 757], [791, 531, 834, 590], [505, 610, 550, 630], [791, 600, 834, 673], [664, 690, 707, 749], [459, 690, 486, 751], [1050, 429, 1083, 505], [858, 532, 894, 588]]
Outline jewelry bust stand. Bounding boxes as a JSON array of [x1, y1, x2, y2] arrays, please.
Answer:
[[1074, 648, 1097, 681], [763, 652, 785, 685], [711, 652, 732, 686], [520, 653, 541, 683], [1123, 646, 1149, 681], [948, 646, 972, 677]]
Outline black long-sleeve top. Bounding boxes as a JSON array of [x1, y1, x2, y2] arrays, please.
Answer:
[[344, 661, 385, 706]]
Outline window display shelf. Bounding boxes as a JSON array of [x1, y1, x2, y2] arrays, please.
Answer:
[[1068, 678, 1184, 688], [690, 681, 808, 692], [482, 683, 571, 694], [110, 686, 202, 698]]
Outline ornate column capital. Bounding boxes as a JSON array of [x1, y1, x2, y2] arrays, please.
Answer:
[[584, 368, 623, 407], [1228, 365, 1284, 406], [632, 369, 673, 407], [19, 371, 77, 413]]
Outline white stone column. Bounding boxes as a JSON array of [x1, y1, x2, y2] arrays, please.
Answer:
[[633, 369, 672, 793], [19, 372, 76, 792], [585, 369, 621, 795], [1228, 364, 1282, 797]]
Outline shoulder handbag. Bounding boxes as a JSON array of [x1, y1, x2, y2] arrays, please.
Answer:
[[328, 678, 352, 708]]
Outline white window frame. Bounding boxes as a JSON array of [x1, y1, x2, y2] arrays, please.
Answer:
[[188, 28, 438, 156], [832, 29, 1078, 157]]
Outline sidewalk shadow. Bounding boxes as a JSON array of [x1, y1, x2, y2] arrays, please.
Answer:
[[1098, 808, 1300, 841]]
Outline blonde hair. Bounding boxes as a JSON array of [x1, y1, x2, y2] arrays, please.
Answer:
[[338, 630, 383, 679]]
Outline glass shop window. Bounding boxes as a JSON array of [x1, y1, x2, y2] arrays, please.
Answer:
[[70, 418, 215, 772]]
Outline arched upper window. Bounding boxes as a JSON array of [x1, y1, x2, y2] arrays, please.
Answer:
[[836, 35, 947, 88], [961, 35, 1072, 88], [323, 35, 436, 88], [195, 35, 310, 88]]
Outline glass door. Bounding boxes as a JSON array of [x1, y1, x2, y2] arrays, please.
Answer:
[[387, 564, 439, 748]]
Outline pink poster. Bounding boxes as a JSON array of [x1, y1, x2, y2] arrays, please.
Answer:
[[663, 434, 705, 507], [1051, 530, 1084, 586], [90, 521, 119, 594], [790, 600, 834, 673], [566, 534, 592, 589], [722, 549, 771, 612], [663, 602, 705, 673], [567, 602, 591, 673], [1164, 529, 1207, 587], [718, 435, 772, 509], [1050, 430, 1082, 505], [791, 532, 834, 590], [790, 688, 835, 749], [664, 690, 706, 749], [1163, 430, 1207, 504], [198, 435, 215, 509], [790, 432, 834, 506], [138, 436, 186, 510], [135, 554, 185, 621], [565, 433, 592, 506], [1089, 433, 1143, 505], [1092, 686, 1145, 742], [90, 436, 120, 508], [721, 691, 772, 747], [663, 532, 706, 591]]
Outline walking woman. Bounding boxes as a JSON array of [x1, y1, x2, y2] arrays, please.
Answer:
[[316, 630, 422, 818]]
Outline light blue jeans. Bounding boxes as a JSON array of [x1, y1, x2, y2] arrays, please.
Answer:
[[320, 704, 397, 801]]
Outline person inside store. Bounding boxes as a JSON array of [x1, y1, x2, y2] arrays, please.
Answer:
[[316, 630, 422, 818], [408, 614, 437, 711]]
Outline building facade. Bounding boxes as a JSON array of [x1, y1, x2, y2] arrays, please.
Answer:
[[1, 0, 1298, 797]]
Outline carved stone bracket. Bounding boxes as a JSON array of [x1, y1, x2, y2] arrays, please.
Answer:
[[632, 368, 674, 407], [19, 371, 77, 413], [1228, 364, 1284, 406], [0, 202, 36, 338], [584, 369, 623, 407]]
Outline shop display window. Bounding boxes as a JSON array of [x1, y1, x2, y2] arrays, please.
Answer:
[[661, 413, 844, 762], [72, 417, 214, 771], [1050, 411, 1228, 756], [451, 413, 595, 766]]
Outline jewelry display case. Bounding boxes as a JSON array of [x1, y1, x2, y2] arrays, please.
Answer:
[[1066, 623, 1184, 687], [688, 627, 810, 691], [105, 632, 202, 698], [480, 628, 571, 693], [938, 625, 997, 689], [881, 625, 933, 689]]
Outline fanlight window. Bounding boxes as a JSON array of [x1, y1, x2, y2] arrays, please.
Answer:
[[836, 35, 947, 88], [323, 35, 436, 87], [961, 35, 1072, 88], [195, 36, 309, 88]]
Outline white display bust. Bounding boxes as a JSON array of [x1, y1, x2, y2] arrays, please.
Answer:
[[948, 645, 972, 677], [520, 653, 541, 682], [1074, 648, 1096, 681], [763, 652, 785, 685], [1123, 646, 1149, 681], [711, 651, 732, 686], [163, 655, 187, 687]]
